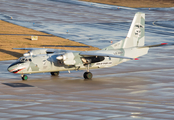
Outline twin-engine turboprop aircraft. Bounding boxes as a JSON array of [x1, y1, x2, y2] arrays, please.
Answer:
[[7, 12, 167, 80]]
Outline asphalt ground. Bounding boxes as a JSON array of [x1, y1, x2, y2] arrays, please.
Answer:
[[0, 0, 174, 119]]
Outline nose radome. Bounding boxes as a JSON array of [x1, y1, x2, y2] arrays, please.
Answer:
[[7, 66, 13, 72], [7, 64, 19, 73], [7, 63, 26, 74], [7, 65, 17, 73], [8, 63, 17, 72]]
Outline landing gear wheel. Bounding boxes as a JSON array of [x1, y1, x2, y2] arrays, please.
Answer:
[[51, 72, 59, 76], [22, 75, 28, 81], [83, 72, 93, 79]]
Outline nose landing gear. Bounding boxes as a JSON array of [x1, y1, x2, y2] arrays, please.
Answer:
[[21, 75, 28, 81]]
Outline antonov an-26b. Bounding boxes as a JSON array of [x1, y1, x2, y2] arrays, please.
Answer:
[[7, 12, 167, 80]]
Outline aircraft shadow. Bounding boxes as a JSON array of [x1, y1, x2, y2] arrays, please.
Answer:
[[0, 34, 54, 37], [0, 49, 23, 58]]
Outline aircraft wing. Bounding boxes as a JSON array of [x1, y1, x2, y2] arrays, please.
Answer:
[[79, 51, 138, 60], [13, 48, 42, 50], [13, 48, 70, 53]]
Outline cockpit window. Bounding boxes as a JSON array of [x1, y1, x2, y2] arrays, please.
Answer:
[[18, 57, 32, 62], [8, 61, 24, 68]]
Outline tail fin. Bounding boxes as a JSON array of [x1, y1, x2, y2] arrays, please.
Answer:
[[103, 12, 145, 50], [123, 12, 145, 48]]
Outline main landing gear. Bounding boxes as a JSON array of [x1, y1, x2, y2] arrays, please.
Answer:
[[83, 72, 93, 79], [83, 64, 93, 79]]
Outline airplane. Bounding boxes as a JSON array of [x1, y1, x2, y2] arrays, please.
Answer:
[[7, 12, 167, 81]]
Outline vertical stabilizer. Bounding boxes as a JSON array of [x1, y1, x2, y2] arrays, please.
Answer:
[[102, 12, 145, 50], [123, 12, 145, 48]]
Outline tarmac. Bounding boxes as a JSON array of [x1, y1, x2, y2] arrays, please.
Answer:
[[0, 0, 174, 119]]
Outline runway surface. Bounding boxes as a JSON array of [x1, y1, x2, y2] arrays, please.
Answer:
[[0, 0, 174, 119]]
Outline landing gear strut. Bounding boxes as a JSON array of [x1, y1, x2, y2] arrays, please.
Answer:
[[21, 75, 28, 81], [83, 64, 93, 79], [50, 71, 59, 76]]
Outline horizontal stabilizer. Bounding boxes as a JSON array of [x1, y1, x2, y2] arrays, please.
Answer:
[[139, 43, 168, 48]]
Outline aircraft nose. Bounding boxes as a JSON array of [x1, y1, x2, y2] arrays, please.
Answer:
[[7, 64, 17, 73], [7, 66, 12, 72], [7, 64, 25, 74]]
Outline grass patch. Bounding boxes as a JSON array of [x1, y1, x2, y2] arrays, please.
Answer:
[[80, 0, 174, 8], [0, 20, 99, 61]]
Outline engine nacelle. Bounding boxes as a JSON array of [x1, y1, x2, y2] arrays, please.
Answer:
[[23, 53, 30, 57], [56, 52, 76, 65], [81, 56, 105, 65], [56, 55, 66, 61], [23, 49, 47, 56], [81, 58, 92, 64]]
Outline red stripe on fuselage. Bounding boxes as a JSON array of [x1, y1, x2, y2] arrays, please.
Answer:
[[12, 68, 25, 74]]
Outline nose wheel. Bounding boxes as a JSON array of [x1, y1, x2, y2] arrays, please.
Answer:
[[21, 75, 28, 81]]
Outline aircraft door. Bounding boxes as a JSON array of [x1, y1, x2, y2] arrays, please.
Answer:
[[30, 55, 52, 72], [42, 55, 52, 71]]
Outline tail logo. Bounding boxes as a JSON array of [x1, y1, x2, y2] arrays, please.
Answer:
[[134, 23, 144, 38]]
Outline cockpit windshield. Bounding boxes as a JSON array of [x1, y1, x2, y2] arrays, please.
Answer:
[[18, 57, 32, 62], [8, 57, 32, 68]]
